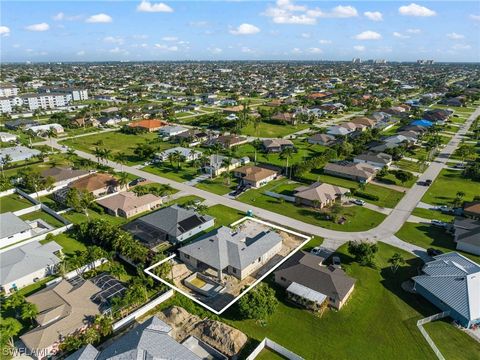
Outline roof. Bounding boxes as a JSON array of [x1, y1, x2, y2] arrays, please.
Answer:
[[125, 204, 213, 239], [275, 251, 356, 302], [96, 192, 161, 213], [0, 212, 32, 239], [128, 119, 166, 129], [294, 182, 349, 203], [235, 165, 277, 182], [262, 139, 294, 149], [21, 279, 101, 351], [411, 119, 433, 127], [324, 162, 377, 179], [41, 167, 89, 182], [179, 226, 282, 271], [413, 252, 480, 322], [160, 125, 189, 134], [0, 241, 62, 285], [464, 201, 480, 216], [287, 282, 327, 304], [66, 317, 201, 360], [308, 133, 336, 143], [454, 218, 480, 246], [354, 152, 392, 165], [70, 173, 117, 192]]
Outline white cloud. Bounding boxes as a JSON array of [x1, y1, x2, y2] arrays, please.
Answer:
[[208, 47, 223, 54], [364, 11, 383, 21], [109, 47, 129, 55], [327, 5, 358, 18], [354, 30, 382, 40], [393, 32, 410, 39], [354, 45, 366, 52], [154, 43, 178, 51], [86, 13, 112, 23], [137, 1, 173, 13], [230, 23, 260, 35], [447, 32, 464, 40], [300, 32, 311, 38], [104, 36, 124, 45], [26, 22, 50, 32], [0, 26, 10, 37], [452, 43, 471, 50], [319, 39, 332, 44], [406, 28, 421, 34], [52, 12, 82, 21], [162, 36, 178, 41], [77, 50, 86, 56], [308, 47, 323, 54], [53, 12, 64, 21], [470, 14, 480, 21], [399, 3, 436, 17], [241, 46, 253, 53], [291, 47, 302, 54]]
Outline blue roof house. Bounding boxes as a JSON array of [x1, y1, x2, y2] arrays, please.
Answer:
[[411, 119, 433, 127], [413, 252, 480, 328]]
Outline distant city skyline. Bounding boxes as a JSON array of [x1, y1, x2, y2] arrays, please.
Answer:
[[1, 0, 480, 63]]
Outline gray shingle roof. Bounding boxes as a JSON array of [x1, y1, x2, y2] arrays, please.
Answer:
[[0, 212, 32, 239], [0, 241, 62, 284], [413, 252, 480, 322], [179, 226, 282, 271]]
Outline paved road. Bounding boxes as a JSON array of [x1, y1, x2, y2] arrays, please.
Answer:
[[44, 106, 479, 257]]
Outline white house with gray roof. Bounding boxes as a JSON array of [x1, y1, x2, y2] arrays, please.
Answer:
[[179, 226, 283, 281], [0, 240, 62, 294], [0, 212, 35, 246], [154, 147, 202, 162], [0, 145, 41, 163], [159, 125, 189, 137], [413, 252, 480, 328]]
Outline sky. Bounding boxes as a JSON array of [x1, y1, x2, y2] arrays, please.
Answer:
[[1, 0, 480, 62]]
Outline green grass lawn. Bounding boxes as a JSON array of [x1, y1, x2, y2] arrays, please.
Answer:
[[395, 159, 424, 173], [424, 320, 480, 360], [143, 163, 200, 182], [0, 194, 34, 213], [63, 208, 127, 226], [395, 222, 480, 263], [204, 204, 244, 227], [238, 180, 386, 232], [240, 121, 309, 138], [377, 171, 418, 188], [255, 349, 288, 360], [421, 169, 480, 206], [196, 177, 238, 195], [40, 232, 87, 256], [19, 210, 65, 228], [411, 208, 455, 222]]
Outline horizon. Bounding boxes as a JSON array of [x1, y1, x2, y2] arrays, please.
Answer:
[[1, 0, 480, 63]]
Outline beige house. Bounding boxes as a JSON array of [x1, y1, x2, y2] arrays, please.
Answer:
[[21, 280, 101, 358], [54, 173, 118, 203], [234, 165, 278, 188], [294, 182, 349, 208], [324, 162, 377, 183], [96, 191, 162, 218]]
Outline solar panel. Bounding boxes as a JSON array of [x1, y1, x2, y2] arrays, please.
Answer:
[[178, 216, 204, 233]]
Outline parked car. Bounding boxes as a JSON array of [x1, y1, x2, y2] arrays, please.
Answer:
[[431, 219, 447, 227], [129, 177, 147, 186], [427, 248, 444, 257], [350, 199, 365, 206], [425, 179, 432, 186], [332, 256, 341, 267], [454, 163, 466, 169]]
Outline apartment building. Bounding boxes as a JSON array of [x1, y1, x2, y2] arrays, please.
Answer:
[[38, 86, 88, 101]]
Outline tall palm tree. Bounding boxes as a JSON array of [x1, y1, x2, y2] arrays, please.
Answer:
[[280, 146, 295, 179], [117, 172, 129, 191], [21, 302, 38, 325], [0, 154, 12, 175], [114, 152, 127, 171], [94, 147, 103, 164], [0, 317, 22, 348], [102, 148, 112, 164], [45, 128, 57, 153]]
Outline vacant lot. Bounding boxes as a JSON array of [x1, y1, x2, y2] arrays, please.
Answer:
[[240, 121, 309, 138]]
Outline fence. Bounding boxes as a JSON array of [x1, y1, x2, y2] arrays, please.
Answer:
[[246, 338, 304, 360], [112, 289, 174, 331], [416, 311, 450, 360], [263, 191, 295, 203]]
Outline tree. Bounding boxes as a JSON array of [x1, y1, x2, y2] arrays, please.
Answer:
[[45, 129, 57, 152], [0, 154, 12, 175], [117, 171, 130, 190], [151, 253, 173, 280], [21, 302, 38, 324], [388, 253, 406, 273], [280, 146, 295, 179], [4, 292, 25, 317], [65, 188, 95, 216], [238, 283, 278, 322], [393, 170, 414, 186], [18, 169, 55, 199], [347, 241, 378, 268], [114, 152, 127, 171], [0, 317, 22, 348], [94, 315, 113, 337], [94, 147, 104, 164]]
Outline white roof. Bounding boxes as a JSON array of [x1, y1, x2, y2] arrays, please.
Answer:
[[287, 281, 327, 304]]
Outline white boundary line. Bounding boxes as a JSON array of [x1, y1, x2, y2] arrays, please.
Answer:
[[144, 216, 311, 315]]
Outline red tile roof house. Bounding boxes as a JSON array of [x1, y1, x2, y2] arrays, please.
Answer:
[[463, 201, 480, 220], [324, 162, 378, 183], [53, 173, 118, 203], [128, 119, 167, 132]]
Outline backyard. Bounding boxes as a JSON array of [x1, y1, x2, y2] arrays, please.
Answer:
[[0, 193, 33, 213]]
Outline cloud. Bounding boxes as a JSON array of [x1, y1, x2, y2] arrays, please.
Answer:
[[327, 5, 358, 18], [208, 47, 222, 54], [308, 47, 323, 54], [162, 36, 178, 41], [0, 26, 10, 37], [86, 13, 112, 23], [364, 11, 383, 21], [137, 1, 173, 13], [470, 14, 480, 21], [452, 43, 471, 50], [354, 30, 382, 40], [447, 32, 464, 40], [53, 12, 64, 21], [53, 12, 83, 21], [406, 28, 421, 34], [154, 43, 178, 51], [300, 32, 311, 39], [291, 47, 302, 54], [354, 45, 366, 52], [104, 36, 124, 45], [393, 32, 410, 39], [77, 50, 86, 56], [318, 39, 332, 44], [109, 47, 129, 55], [230, 23, 260, 35], [399, 3, 436, 17], [189, 21, 209, 27], [241, 46, 253, 53], [26, 22, 50, 31]]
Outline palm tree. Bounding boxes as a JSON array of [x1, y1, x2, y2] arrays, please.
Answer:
[[280, 146, 295, 179], [117, 172, 129, 191], [46, 128, 57, 153], [21, 302, 38, 325], [0, 317, 22, 348], [94, 147, 103, 164], [114, 152, 127, 171], [94, 315, 113, 337], [101, 148, 112, 164], [388, 253, 405, 273], [0, 154, 12, 175]]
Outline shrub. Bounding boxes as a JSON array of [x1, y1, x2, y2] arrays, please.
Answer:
[[352, 190, 379, 201]]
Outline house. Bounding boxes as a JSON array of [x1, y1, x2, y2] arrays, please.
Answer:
[[294, 182, 349, 208], [0, 241, 62, 294], [123, 204, 214, 246], [463, 201, 480, 220], [274, 251, 356, 310], [271, 112, 296, 125], [0, 132, 17, 142], [20, 279, 102, 357], [205, 135, 248, 149], [0, 145, 41, 162], [327, 123, 356, 137], [174, 129, 209, 146], [26, 123, 64, 135], [159, 125, 189, 138], [353, 152, 392, 169], [5, 119, 39, 130], [350, 117, 377, 128], [54, 173, 118, 202], [262, 139, 294, 153], [452, 218, 480, 255], [202, 155, 247, 176], [97, 116, 123, 126], [1, 212, 36, 247], [324, 162, 377, 183], [179, 226, 282, 281], [413, 252, 480, 328], [423, 109, 452, 123], [225, 113, 238, 121], [383, 134, 416, 145], [66, 317, 205, 360], [128, 119, 166, 132], [96, 191, 162, 218], [40, 167, 90, 187], [234, 165, 278, 188], [154, 147, 202, 162], [307, 133, 336, 146]]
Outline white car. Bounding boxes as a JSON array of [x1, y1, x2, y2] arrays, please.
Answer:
[[351, 199, 365, 206]]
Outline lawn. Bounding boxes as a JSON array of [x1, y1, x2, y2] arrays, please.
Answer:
[[238, 180, 386, 232], [40, 232, 87, 256], [62, 208, 127, 226], [143, 163, 200, 182], [424, 320, 480, 360], [377, 171, 418, 188], [395, 159, 424, 173], [19, 210, 65, 228], [411, 208, 455, 223], [195, 177, 238, 195], [0, 194, 33, 213], [421, 169, 480, 206], [240, 121, 309, 138], [204, 204, 244, 227], [255, 349, 288, 360], [395, 222, 480, 263]]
